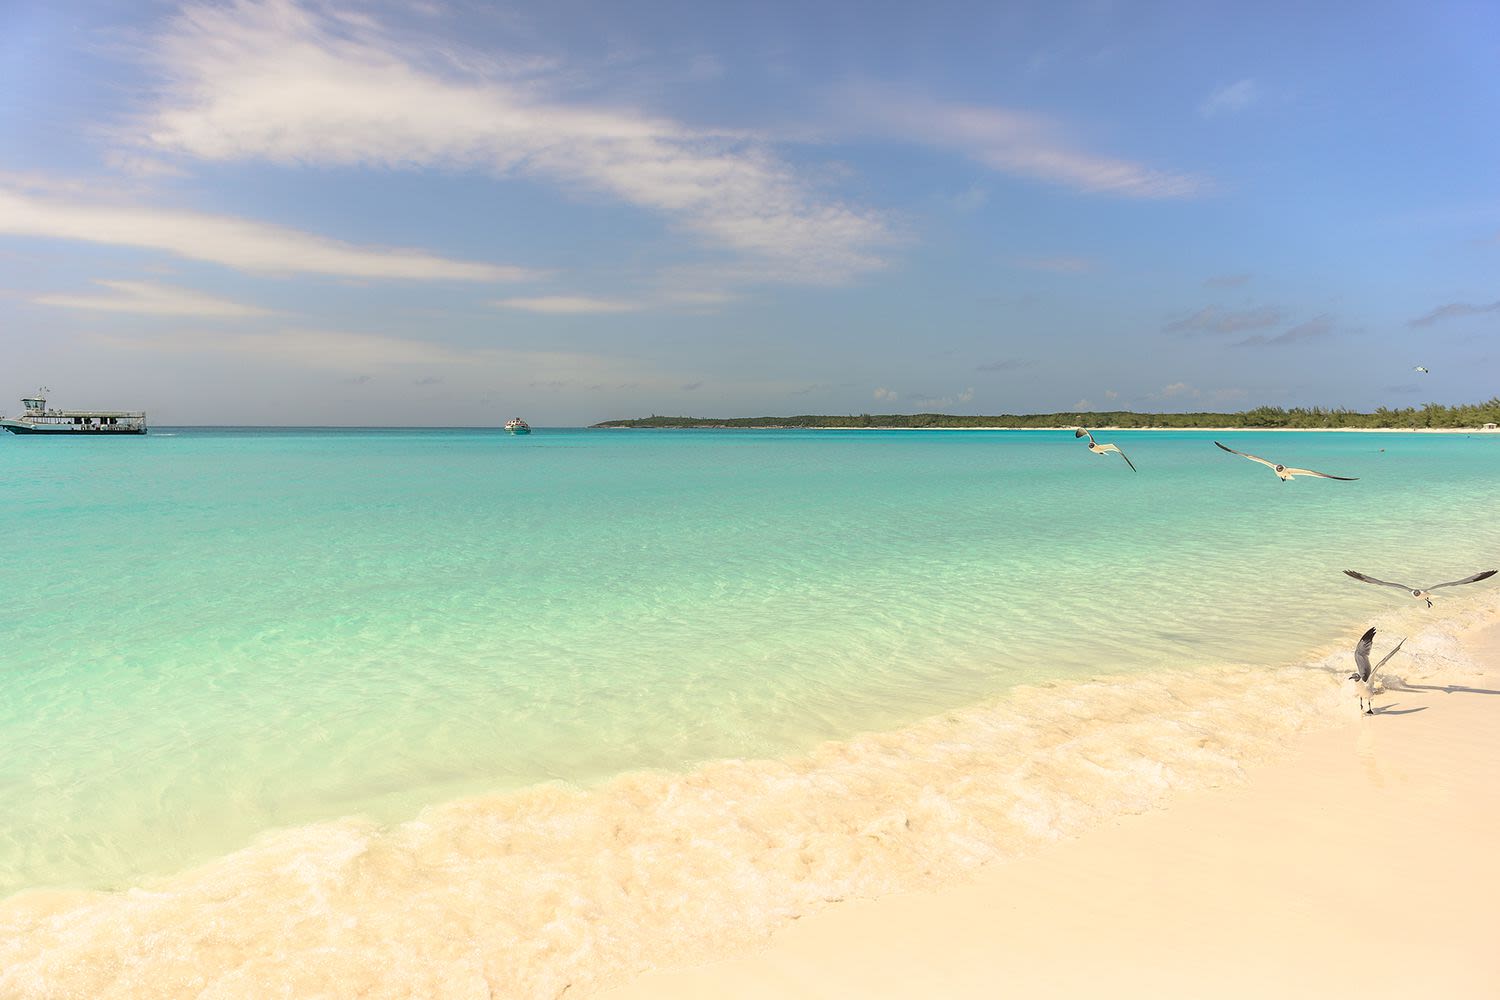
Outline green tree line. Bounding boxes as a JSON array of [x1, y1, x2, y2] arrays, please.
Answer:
[[593, 398, 1500, 430]]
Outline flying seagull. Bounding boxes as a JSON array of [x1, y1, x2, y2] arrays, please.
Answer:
[[1213, 441, 1357, 482], [1413, 366, 1430, 373], [1075, 428, 1136, 471], [1349, 626, 1406, 715], [1343, 569, 1497, 608]]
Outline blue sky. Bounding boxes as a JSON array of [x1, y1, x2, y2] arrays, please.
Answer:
[[2, 0, 1496, 425]]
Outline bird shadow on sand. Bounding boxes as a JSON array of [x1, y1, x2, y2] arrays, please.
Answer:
[[1372, 704, 1427, 716], [1387, 682, 1500, 697]]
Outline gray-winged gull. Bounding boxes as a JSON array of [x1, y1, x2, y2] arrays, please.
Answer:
[[1343, 569, 1497, 608], [1349, 626, 1406, 715], [1214, 441, 1357, 481]]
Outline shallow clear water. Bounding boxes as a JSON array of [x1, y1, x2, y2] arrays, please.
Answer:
[[2, 427, 1499, 897]]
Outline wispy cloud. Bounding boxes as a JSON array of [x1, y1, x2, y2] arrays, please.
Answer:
[[976, 358, 1037, 372], [1164, 305, 1282, 335], [873, 386, 898, 401], [92, 328, 485, 370], [0, 186, 529, 281], [1233, 313, 1336, 347], [841, 86, 1206, 199], [1199, 79, 1260, 118], [493, 296, 643, 314], [31, 279, 275, 317], [1145, 381, 1246, 405], [89, 327, 689, 391], [1150, 381, 1200, 400], [129, 0, 892, 285], [1408, 300, 1500, 327]]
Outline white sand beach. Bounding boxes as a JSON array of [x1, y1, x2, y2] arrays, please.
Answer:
[[605, 620, 1500, 999]]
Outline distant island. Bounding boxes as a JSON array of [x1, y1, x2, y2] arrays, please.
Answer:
[[594, 399, 1500, 430]]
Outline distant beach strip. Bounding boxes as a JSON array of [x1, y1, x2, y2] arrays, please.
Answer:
[[594, 399, 1500, 430]]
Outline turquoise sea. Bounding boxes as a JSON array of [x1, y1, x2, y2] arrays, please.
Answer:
[[3, 427, 1500, 994]]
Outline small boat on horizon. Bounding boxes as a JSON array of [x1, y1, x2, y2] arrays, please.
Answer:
[[504, 417, 532, 435], [0, 388, 147, 435]]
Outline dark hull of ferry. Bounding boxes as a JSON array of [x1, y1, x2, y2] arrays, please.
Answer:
[[1, 423, 147, 435]]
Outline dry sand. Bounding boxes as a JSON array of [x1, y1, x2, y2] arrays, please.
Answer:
[[604, 622, 1500, 999]]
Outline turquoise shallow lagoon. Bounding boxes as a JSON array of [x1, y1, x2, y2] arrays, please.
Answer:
[[3, 427, 1500, 899]]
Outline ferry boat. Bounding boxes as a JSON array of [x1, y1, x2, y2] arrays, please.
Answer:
[[504, 417, 531, 435], [0, 389, 147, 435]]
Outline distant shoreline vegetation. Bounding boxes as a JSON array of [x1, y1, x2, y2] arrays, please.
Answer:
[[594, 399, 1500, 430]]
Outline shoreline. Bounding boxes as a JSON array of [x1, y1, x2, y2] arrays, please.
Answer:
[[5, 595, 1497, 997], [597, 425, 1499, 433], [605, 612, 1500, 999]]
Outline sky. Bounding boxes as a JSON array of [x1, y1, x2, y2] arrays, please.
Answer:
[[1, 0, 1497, 425]]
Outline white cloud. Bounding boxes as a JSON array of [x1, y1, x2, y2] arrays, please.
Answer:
[[842, 87, 1205, 199], [1151, 381, 1200, 400], [1072, 399, 1094, 411], [957, 386, 974, 403], [127, 0, 892, 285], [1104, 389, 1119, 401], [873, 386, 898, 401], [0, 186, 531, 281], [1199, 79, 1260, 118], [32, 279, 274, 317], [493, 296, 643, 314]]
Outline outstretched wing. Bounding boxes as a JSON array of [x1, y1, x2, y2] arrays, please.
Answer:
[[1344, 570, 1415, 592], [1428, 569, 1499, 591], [1214, 440, 1277, 470], [1116, 446, 1137, 472], [1371, 636, 1406, 679], [1353, 626, 1376, 681], [1282, 467, 1359, 481], [1075, 428, 1095, 444]]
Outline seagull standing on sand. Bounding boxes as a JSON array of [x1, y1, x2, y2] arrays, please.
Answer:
[[1343, 569, 1498, 608], [1075, 428, 1137, 471], [1213, 441, 1358, 482], [1349, 626, 1406, 715]]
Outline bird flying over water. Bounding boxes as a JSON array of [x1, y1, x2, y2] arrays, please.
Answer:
[[1349, 626, 1406, 715], [1413, 366, 1430, 373], [1342, 569, 1497, 608], [1075, 428, 1136, 471], [1213, 441, 1357, 482]]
